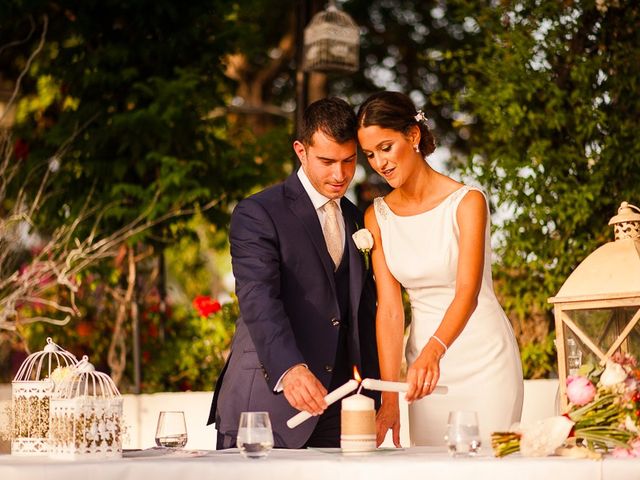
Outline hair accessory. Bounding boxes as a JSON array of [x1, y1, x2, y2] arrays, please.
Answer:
[[414, 110, 427, 124]]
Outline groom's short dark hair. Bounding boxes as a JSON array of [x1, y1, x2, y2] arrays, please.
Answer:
[[299, 97, 357, 146]]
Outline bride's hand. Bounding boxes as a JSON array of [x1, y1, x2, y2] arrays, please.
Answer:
[[405, 343, 444, 402], [375, 392, 401, 447]]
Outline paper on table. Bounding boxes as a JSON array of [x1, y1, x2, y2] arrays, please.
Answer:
[[308, 447, 405, 455], [123, 448, 210, 459]]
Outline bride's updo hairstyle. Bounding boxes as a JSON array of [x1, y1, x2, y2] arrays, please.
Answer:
[[357, 91, 436, 157]]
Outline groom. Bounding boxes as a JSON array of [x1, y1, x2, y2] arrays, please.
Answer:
[[208, 97, 379, 449]]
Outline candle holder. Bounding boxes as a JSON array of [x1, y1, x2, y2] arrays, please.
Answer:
[[340, 393, 375, 453]]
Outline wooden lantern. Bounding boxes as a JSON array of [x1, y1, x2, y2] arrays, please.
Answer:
[[549, 201, 640, 409], [303, 2, 359, 73]]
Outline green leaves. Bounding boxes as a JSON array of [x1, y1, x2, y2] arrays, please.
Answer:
[[2, 0, 288, 242], [445, 1, 640, 377]]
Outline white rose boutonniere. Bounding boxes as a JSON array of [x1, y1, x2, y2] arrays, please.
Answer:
[[352, 228, 374, 270]]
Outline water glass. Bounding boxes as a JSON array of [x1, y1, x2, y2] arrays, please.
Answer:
[[445, 410, 481, 456], [155, 411, 188, 449], [237, 411, 274, 459]]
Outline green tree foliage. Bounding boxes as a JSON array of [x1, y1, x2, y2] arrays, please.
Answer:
[[343, 0, 483, 151], [211, 1, 479, 152], [0, 1, 291, 388], [441, 1, 640, 375], [20, 285, 239, 392], [0, 0, 289, 237]]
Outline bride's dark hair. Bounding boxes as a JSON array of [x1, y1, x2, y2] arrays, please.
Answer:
[[357, 91, 436, 157]]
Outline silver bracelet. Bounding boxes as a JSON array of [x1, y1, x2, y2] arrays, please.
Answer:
[[431, 335, 448, 355]]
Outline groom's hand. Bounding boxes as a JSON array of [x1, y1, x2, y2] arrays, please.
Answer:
[[282, 365, 328, 415]]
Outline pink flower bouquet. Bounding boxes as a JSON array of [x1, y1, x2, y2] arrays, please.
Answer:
[[492, 353, 640, 457]]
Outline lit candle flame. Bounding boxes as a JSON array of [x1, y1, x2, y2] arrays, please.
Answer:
[[353, 366, 362, 383]]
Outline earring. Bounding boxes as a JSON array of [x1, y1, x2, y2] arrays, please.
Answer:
[[414, 144, 420, 153]]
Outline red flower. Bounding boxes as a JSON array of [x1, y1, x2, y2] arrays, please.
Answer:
[[148, 304, 160, 313], [76, 321, 92, 338], [562, 413, 576, 438], [192, 295, 221, 317], [13, 138, 29, 161], [148, 324, 159, 338]]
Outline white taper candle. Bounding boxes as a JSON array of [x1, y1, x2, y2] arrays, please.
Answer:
[[286, 379, 359, 429], [360, 378, 448, 394]]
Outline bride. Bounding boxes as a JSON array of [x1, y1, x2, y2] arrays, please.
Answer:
[[357, 91, 523, 447]]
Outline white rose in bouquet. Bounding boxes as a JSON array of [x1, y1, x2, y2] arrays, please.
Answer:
[[600, 361, 627, 387], [519, 416, 575, 457]]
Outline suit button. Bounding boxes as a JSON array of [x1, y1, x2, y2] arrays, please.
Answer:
[[331, 318, 340, 327], [324, 365, 333, 373]]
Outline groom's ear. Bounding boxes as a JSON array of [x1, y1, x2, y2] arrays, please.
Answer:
[[293, 140, 307, 165]]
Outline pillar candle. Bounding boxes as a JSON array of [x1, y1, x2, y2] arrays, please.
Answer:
[[340, 393, 375, 453]]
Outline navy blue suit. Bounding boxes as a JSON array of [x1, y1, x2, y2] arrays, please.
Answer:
[[207, 173, 379, 448]]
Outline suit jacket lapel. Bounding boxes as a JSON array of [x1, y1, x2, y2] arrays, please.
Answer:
[[285, 174, 337, 289]]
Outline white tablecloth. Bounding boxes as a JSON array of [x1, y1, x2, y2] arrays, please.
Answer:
[[1, 447, 638, 480]]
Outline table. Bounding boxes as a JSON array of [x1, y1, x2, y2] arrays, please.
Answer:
[[1, 447, 638, 480]]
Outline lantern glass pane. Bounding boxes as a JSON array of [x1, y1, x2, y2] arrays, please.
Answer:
[[626, 315, 640, 358], [565, 306, 640, 358]]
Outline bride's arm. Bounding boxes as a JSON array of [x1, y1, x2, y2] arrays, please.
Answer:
[[406, 189, 487, 402], [364, 205, 404, 447]]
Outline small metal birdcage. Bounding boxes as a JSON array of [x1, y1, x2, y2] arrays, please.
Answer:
[[11, 337, 78, 456], [49, 356, 123, 460], [303, 2, 360, 73]]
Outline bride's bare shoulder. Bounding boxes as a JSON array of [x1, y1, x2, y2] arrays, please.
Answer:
[[364, 202, 381, 234]]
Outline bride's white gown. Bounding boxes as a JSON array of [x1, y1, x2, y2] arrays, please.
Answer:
[[374, 186, 523, 446]]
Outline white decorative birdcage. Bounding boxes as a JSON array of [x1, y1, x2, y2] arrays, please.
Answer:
[[11, 337, 78, 456], [49, 356, 123, 460], [303, 2, 359, 73]]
